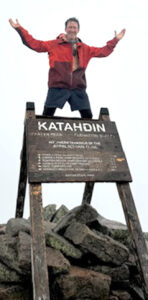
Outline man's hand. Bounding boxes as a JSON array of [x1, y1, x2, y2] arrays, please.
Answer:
[[9, 18, 20, 29], [114, 29, 126, 41]]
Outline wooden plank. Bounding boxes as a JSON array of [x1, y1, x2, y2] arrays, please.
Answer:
[[15, 102, 35, 217], [82, 182, 95, 204], [30, 183, 50, 300], [27, 103, 50, 299], [117, 183, 148, 299], [15, 130, 27, 217]]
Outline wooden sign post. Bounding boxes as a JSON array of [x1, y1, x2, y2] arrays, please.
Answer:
[[15, 103, 148, 300], [16, 103, 50, 300]]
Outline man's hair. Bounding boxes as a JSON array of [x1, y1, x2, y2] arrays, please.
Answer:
[[65, 17, 80, 29]]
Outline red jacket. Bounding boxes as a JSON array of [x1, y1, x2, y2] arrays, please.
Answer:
[[16, 26, 119, 89]]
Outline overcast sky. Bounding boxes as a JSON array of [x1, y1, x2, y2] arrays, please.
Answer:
[[1, 0, 148, 231]]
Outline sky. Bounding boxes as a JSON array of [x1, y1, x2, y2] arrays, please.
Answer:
[[1, 0, 148, 231]]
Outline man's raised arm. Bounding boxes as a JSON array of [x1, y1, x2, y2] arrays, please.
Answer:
[[87, 28, 126, 60], [8, 18, 49, 53]]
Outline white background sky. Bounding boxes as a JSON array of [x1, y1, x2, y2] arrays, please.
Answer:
[[1, 0, 148, 231]]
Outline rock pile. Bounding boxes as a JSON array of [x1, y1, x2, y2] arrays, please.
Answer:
[[0, 204, 147, 300]]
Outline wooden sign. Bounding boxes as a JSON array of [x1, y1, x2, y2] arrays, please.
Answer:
[[16, 104, 148, 299], [26, 117, 132, 183]]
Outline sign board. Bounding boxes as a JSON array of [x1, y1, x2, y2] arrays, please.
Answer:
[[26, 118, 132, 183]]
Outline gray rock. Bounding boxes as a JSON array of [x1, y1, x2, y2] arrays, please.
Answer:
[[90, 213, 130, 246], [54, 204, 98, 234], [51, 205, 69, 223], [96, 214, 127, 231], [46, 247, 70, 274], [44, 221, 56, 235], [144, 233, 148, 251], [0, 235, 21, 274], [54, 266, 111, 300], [46, 229, 82, 259], [0, 261, 21, 282], [65, 222, 129, 266], [0, 224, 6, 235], [90, 264, 130, 282], [43, 204, 56, 221], [0, 284, 32, 300], [6, 218, 30, 237], [108, 228, 131, 248], [17, 231, 31, 273], [17, 232, 70, 274], [0, 204, 146, 300], [112, 290, 131, 299]]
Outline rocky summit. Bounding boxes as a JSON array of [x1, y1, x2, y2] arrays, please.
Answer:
[[0, 203, 147, 300]]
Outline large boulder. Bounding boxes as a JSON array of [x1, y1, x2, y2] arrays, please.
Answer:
[[54, 204, 98, 234], [51, 205, 69, 223], [65, 221, 129, 266], [0, 261, 21, 283], [17, 231, 70, 275], [0, 203, 146, 300], [53, 266, 111, 300], [46, 246, 70, 274], [46, 229, 82, 259], [6, 218, 30, 237], [17, 231, 31, 273], [43, 204, 57, 221], [0, 235, 21, 274]]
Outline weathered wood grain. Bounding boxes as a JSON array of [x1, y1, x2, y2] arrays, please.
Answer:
[[100, 108, 148, 299], [30, 183, 50, 300], [26, 117, 131, 183], [15, 102, 35, 218], [117, 182, 148, 299]]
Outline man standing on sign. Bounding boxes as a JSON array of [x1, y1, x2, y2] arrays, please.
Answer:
[[9, 17, 125, 118]]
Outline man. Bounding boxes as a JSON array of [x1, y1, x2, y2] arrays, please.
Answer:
[[9, 17, 125, 118]]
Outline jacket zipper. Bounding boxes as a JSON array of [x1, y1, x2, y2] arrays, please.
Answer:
[[69, 43, 73, 87]]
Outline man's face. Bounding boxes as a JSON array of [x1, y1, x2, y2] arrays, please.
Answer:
[[65, 21, 79, 40]]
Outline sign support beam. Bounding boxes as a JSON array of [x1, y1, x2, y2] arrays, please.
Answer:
[[28, 104, 50, 300], [16, 103, 50, 300], [15, 102, 35, 217], [15, 129, 27, 217], [100, 109, 148, 299], [30, 183, 50, 300], [117, 182, 148, 299], [82, 182, 95, 205]]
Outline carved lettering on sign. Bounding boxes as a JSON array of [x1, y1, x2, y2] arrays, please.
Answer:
[[26, 118, 132, 183]]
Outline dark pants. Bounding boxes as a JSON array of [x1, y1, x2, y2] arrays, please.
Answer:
[[43, 106, 92, 119], [43, 88, 93, 119]]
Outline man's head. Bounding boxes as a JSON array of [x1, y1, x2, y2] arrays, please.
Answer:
[[65, 17, 80, 41]]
